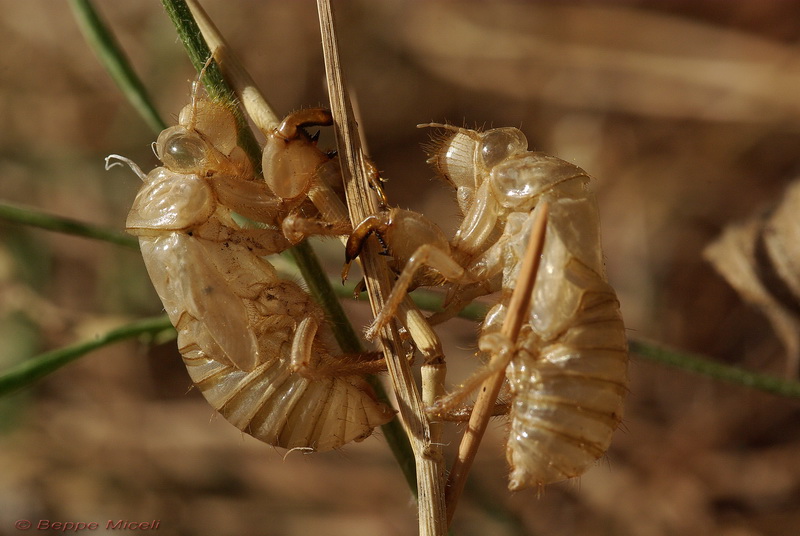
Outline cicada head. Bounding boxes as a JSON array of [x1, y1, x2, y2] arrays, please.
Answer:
[[421, 124, 528, 214], [477, 128, 528, 170], [156, 124, 249, 181], [178, 100, 239, 157]]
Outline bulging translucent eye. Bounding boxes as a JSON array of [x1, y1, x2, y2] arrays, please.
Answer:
[[479, 128, 528, 169], [156, 126, 209, 174]]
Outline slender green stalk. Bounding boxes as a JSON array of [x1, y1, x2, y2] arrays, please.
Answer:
[[160, 0, 261, 168], [160, 0, 228, 99], [631, 338, 800, 398], [0, 201, 138, 249], [0, 316, 174, 397], [69, 0, 166, 133], [352, 284, 800, 399]]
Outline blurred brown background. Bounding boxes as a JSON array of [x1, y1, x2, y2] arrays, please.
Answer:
[[1, 1, 800, 535]]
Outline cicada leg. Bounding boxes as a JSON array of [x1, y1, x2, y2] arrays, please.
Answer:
[[281, 211, 353, 245], [262, 108, 335, 202], [291, 316, 386, 380], [425, 332, 517, 418], [345, 208, 476, 339], [426, 278, 501, 326], [435, 399, 512, 422], [368, 243, 470, 339], [274, 108, 333, 139]]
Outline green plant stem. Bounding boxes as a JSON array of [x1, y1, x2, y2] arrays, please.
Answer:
[[3, 191, 797, 404], [0, 201, 138, 249], [160, 0, 262, 168], [631, 338, 800, 398], [342, 284, 800, 399], [0, 316, 174, 397], [69, 0, 166, 133]]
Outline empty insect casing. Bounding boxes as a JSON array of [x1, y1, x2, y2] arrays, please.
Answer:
[[349, 124, 628, 487], [480, 187, 627, 489], [122, 97, 393, 451]]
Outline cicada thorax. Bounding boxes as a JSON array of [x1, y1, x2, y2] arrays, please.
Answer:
[[122, 95, 393, 452]]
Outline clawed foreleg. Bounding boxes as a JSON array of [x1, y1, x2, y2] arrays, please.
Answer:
[[291, 316, 386, 380], [281, 212, 352, 244]]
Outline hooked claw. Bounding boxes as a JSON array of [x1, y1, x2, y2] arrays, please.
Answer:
[[344, 213, 391, 264], [275, 108, 334, 141]]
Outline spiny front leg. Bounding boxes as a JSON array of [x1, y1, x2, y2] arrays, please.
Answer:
[[262, 108, 335, 202], [274, 108, 333, 139], [281, 211, 353, 245]]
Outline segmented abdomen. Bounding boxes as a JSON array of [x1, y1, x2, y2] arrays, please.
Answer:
[[136, 225, 392, 453], [505, 261, 627, 490], [180, 330, 392, 452]]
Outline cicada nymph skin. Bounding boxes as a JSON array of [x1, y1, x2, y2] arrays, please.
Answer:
[[479, 183, 628, 490], [348, 124, 628, 489], [120, 97, 393, 452]]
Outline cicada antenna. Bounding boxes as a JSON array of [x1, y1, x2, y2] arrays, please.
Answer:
[[104, 154, 146, 181], [417, 122, 459, 132]]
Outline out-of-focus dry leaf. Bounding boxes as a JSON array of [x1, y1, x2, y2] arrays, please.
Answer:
[[705, 179, 800, 375]]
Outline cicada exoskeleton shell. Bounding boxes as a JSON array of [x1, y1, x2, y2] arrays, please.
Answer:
[[119, 94, 393, 451], [346, 123, 628, 487]]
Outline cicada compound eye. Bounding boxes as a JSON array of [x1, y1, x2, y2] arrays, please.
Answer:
[[156, 126, 209, 174], [479, 128, 528, 169]]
